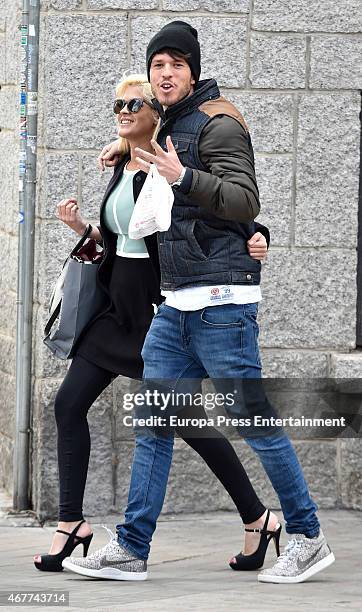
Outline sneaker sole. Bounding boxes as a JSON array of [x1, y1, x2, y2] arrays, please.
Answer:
[[257, 551, 335, 584], [62, 559, 148, 581]]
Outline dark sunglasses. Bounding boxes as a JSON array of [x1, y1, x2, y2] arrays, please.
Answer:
[[113, 98, 155, 114]]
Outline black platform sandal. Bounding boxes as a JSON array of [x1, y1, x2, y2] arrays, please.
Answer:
[[229, 510, 282, 571], [34, 519, 93, 572]]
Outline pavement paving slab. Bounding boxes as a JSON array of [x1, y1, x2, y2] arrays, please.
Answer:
[[0, 510, 361, 612]]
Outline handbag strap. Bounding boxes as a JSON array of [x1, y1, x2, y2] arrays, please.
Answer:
[[70, 224, 93, 257], [44, 301, 61, 337]]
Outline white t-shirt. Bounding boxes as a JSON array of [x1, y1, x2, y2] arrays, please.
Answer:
[[161, 284, 262, 311]]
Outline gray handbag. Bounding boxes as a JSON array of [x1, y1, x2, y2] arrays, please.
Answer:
[[43, 225, 107, 359]]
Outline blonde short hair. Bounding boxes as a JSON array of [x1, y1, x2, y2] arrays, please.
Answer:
[[115, 73, 158, 155]]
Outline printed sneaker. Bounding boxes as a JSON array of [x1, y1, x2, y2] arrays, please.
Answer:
[[62, 527, 147, 581], [258, 529, 335, 584]]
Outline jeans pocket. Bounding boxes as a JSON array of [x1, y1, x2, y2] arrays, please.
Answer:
[[200, 304, 244, 327]]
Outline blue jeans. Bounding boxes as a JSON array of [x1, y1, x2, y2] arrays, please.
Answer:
[[117, 303, 319, 559]]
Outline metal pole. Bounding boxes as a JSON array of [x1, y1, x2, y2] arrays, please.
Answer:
[[13, 0, 40, 511]]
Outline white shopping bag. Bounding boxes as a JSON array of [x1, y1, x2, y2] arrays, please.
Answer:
[[129, 164, 174, 239]]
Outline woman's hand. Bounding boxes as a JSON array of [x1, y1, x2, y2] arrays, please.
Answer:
[[247, 232, 267, 261], [97, 140, 121, 171], [56, 199, 87, 236]]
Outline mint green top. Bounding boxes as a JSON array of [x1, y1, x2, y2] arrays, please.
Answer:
[[103, 167, 149, 257]]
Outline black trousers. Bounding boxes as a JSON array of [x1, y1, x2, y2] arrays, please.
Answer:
[[55, 355, 265, 524]]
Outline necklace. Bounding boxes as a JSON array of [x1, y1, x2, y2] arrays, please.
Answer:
[[126, 160, 140, 172]]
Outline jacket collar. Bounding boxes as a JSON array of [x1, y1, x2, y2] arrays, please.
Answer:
[[160, 79, 220, 123]]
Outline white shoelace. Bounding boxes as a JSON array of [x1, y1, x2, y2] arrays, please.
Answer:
[[101, 524, 117, 542], [84, 525, 117, 561], [273, 537, 304, 569]]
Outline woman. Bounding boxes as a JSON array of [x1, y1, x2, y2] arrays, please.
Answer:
[[34, 74, 280, 573]]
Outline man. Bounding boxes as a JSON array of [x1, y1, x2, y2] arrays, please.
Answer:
[[63, 21, 335, 584]]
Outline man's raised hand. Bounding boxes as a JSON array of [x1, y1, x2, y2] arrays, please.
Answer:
[[97, 140, 121, 172], [135, 135, 184, 184]]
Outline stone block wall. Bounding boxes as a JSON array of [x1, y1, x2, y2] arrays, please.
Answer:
[[0, 0, 361, 519]]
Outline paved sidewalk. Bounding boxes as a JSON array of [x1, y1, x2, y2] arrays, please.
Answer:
[[0, 509, 361, 612]]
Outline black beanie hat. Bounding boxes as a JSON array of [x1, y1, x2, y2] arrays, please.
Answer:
[[146, 21, 201, 84]]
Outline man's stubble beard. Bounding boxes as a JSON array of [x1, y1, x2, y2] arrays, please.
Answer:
[[151, 84, 194, 109]]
